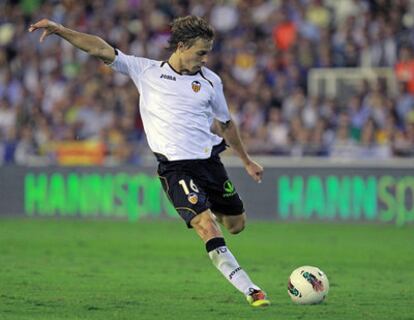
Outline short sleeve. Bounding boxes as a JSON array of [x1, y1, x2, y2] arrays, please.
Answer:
[[107, 49, 153, 77], [211, 80, 231, 123]]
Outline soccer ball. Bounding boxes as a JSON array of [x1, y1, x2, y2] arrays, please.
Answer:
[[287, 266, 329, 304]]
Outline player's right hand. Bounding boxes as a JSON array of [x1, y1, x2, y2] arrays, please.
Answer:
[[28, 19, 61, 42]]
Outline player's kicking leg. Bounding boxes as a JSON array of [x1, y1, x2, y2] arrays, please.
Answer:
[[212, 211, 246, 234], [190, 210, 270, 307]]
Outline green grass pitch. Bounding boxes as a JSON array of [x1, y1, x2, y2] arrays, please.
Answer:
[[0, 218, 413, 320]]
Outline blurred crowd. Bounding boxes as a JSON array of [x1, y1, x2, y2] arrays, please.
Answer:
[[1, 0, 414, 165]]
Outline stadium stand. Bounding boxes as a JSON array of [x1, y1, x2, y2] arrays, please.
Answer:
[[1, 0, 414, 165]]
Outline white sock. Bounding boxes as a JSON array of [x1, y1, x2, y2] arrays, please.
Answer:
[[206, 238, 260, 295]]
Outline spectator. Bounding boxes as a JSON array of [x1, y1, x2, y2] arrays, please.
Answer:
[[395, 46, 414, 94], [272, 9, 297, 51], [267, 108, 290, 155], [0, 99, 16, 137], [358, 118, 391, 159], [330, 113, 359, 158], [396, 81, 414, 124]]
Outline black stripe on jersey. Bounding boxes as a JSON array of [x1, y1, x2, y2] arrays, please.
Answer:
[[166, 61, 185, 75], [161, 61, 214, 87], [199, 70, 214, 88]]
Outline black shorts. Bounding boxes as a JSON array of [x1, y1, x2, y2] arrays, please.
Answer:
[[157, 153, 244, 228]]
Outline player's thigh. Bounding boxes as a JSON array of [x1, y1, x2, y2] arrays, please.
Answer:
[[158, 162, 209, 228]]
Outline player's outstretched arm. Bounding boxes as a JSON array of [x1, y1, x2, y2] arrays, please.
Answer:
[[28, 19, 115, 64], [218, 119, 264, 183]]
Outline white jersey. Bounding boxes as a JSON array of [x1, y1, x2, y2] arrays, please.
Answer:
[[108, 49, 231, 161]]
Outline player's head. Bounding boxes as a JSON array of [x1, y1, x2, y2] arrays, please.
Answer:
[[168, 15, 214, 74]]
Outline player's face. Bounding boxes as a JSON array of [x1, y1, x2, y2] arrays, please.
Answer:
[[178, 38, 213, 74]]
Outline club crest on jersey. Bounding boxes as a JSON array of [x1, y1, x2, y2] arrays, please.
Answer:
[[191, 81, 201, 93], [187, 192, 198, 204]]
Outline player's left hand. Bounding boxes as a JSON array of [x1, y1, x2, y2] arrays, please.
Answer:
[[244, 159, 263, 183]]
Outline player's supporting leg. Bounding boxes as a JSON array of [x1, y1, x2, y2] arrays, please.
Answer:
[[190, 210, 270, 306]]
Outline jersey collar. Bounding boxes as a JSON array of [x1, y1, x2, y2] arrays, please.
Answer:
[[162, 61, 200, 76]]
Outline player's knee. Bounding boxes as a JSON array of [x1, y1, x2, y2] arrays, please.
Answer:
[[191, 211, 222, 240], [227, 219, 245, 234]]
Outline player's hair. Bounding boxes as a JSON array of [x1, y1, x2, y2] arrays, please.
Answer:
[[167, 15, 214, 51]]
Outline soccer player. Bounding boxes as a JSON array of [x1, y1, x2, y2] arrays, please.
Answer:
[[28, 15, 270, 307]]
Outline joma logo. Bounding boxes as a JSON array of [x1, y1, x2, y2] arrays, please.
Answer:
[[229, 267, 242, 280], [160, 74, 176, 81]]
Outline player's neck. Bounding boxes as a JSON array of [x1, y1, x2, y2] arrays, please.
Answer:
[[168, 53, 192, 75], [167, 53, 182, 74]]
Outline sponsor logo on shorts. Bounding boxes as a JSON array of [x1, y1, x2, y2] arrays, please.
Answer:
[[187, 192, 198, 204], [192, 80, 201, 92], [223, 180, 236, 197]]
